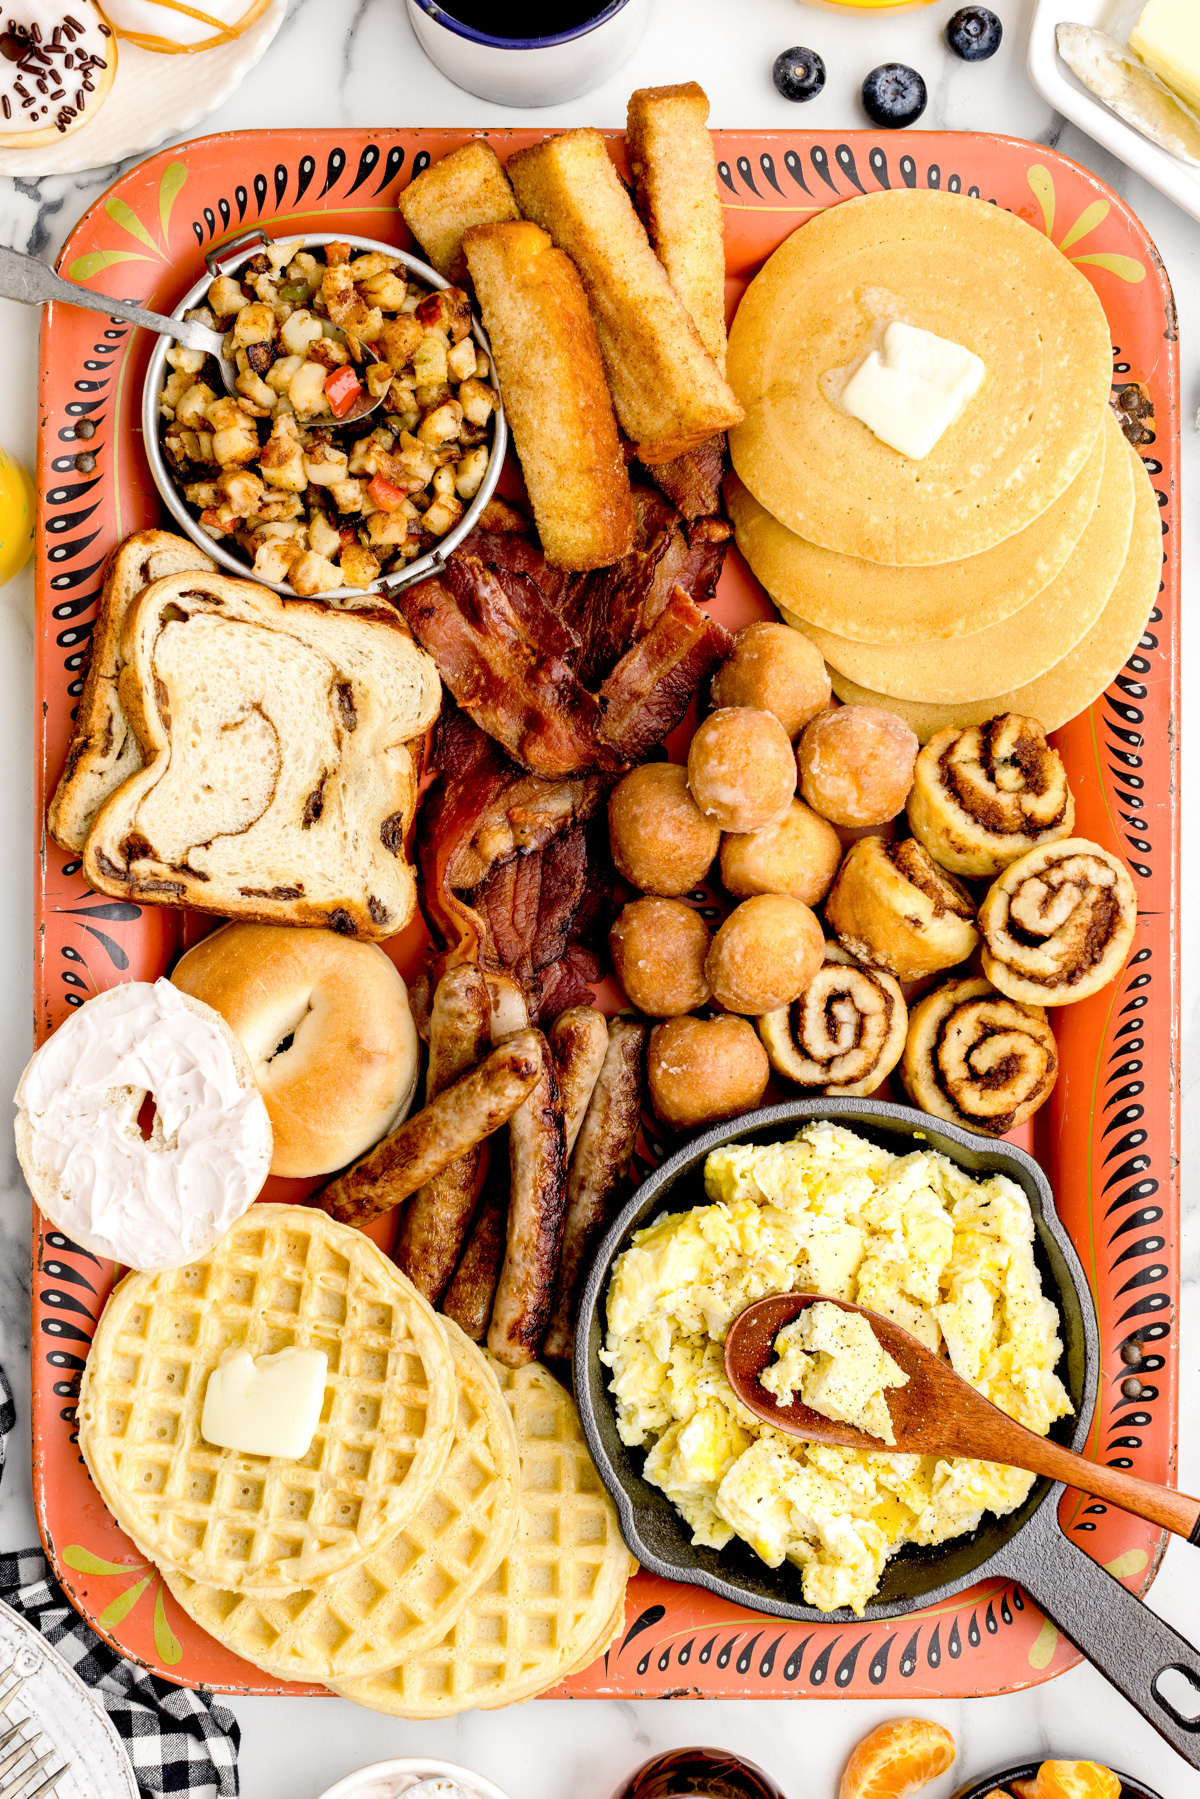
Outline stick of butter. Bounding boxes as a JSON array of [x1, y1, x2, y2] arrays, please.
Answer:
[[1131, 0, 1200, 114], [201, 1346, 328, 1459], [840, 320, 986, 460]]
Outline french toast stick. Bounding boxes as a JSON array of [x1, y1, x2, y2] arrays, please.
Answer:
[[463, 220, 635, 570], [398, 140, 520, 287], [506, 128, 743, 465], [626, 82, 728, 373]]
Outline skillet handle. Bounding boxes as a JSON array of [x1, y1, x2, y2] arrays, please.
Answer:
[[999, 1496, 1200, 1769]]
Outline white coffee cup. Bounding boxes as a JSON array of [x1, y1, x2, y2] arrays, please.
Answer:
[[404, 0, 651, 107], [316, 1759, 513, 1799]]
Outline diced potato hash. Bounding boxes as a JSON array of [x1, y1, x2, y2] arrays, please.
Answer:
[[159, 239, 498, 590]]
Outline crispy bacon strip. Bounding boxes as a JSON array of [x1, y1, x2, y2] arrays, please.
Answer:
[[396, 555, 619, 777], [597, 584, 732, 760], [646, 435, 727, 520]]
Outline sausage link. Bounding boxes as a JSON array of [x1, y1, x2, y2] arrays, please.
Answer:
[[442, 1161, 510, 1342], [549, 1006, 609, 1159], [396, 966, 492, 1301], [487, 1032, 567, 1367], [319, 1030, 542, 1228], [542, 1019, 647, 1361]]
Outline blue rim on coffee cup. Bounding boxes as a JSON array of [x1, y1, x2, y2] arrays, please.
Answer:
[[404, 0, 650, 107]]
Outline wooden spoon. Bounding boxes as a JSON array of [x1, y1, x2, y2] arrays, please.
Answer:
[[725, 1293, 1200, 1542]]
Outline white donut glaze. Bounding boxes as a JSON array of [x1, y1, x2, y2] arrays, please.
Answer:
[[0, 4, 112, 137], [16, 979, 272, 1271], [99, 0, 263, 51]]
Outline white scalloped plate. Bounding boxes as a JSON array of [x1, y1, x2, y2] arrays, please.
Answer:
[[0, 0, 287, 179], [1028, 0, 1200, 225], [0, 1596, 138, 1799]]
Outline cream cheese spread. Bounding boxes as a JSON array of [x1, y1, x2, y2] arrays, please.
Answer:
[[15, 979, 273, 1272], [760, 1302, 909, 1445], [201, 1345, 327, 1459], [840, 321, 986, 460]]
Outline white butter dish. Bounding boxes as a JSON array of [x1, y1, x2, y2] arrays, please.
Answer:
[[1028, 0, 1200, 223]]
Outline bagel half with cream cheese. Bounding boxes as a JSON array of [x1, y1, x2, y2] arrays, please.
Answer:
[[171, 923, 420, 1180]]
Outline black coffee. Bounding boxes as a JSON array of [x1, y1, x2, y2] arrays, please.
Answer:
[[433, 0, 609, 36]]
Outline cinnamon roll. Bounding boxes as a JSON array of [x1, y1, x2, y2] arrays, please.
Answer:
[[907, 714, 1076, 878], [901, 976, 1058, 1136], [759, 943, 907, 1096], [979, 838, 1137, 1007], [825, 836, 979, 982]]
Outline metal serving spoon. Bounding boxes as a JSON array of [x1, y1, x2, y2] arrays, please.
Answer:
[[725, 1292, 1200, 1543], [0, 241, 387, 424]]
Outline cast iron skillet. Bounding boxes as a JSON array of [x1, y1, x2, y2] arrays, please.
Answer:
[[574, 1097, 1200, 1769], [952, 1767, 1162, 1799]]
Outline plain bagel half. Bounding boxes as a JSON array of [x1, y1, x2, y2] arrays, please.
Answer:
[[172, 923, 420, 1179]]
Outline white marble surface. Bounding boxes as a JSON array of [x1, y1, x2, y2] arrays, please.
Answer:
[[0, 1, 1197, 1796]]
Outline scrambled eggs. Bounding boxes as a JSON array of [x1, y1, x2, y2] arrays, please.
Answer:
[[602, 1121, 1072, 1615], [761, 1302, 908, 1445]]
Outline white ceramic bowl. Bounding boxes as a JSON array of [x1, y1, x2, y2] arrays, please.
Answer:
[[405, 0, 650, 106], [316, 1759, 513, 1799], [142, 228, 506, 602]]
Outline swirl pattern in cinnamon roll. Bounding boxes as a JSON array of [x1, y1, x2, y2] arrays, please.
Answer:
[[759, 943, 906, 1096], [979, 838, 1137, 1006], [907, 714, 1076, 878], [825, 835, 979, 982], [902, 976, 1058, 1136]]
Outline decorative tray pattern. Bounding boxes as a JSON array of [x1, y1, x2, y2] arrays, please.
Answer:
[[31, 127, 1179, 1700]]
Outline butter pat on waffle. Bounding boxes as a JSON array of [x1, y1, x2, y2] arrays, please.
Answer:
[[332, 1360, 636, 1717], [162, 1319, 520, 1681], [78, 1205, 457, 1593]]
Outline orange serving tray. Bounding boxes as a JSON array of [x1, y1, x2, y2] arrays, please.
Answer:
[[31, 127, 1179, 1700]]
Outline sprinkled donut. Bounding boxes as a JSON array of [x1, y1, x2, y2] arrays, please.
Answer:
[[0, 4, 116, 146], [15, 979, 272, 1271], [98, 0, 272, 53]]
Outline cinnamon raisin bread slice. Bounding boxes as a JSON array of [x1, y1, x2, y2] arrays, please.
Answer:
[[48, 530, 217, 854], [82, 571, 442, 939]]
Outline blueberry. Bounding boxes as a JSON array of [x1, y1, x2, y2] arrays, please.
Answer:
[[945, 6, 1002, 61], [773, 45, 826, 103], [861, 63, 928, 129]]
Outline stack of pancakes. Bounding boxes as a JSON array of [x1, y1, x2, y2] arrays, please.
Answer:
[[78, 1205, 634, 1714], [726, 190, 1162, 740]]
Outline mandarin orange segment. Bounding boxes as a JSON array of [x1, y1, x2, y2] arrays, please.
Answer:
[[838, 1718, 957, 1799], [1035, 1762, 1121, 1799], [1011, 1782, 1039, 1799]]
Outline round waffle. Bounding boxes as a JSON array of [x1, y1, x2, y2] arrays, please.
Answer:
[[78, 1205, 457, 1594], [331, 1360, 636, 1718], [727, 188, 1112, 565], [162, 1320, 520, 1682]]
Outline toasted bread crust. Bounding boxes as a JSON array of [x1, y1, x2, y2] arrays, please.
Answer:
[[83, 571, 440, 939], [464, 221, 635, 570], [399, 140, 521, 287], [47, 529, 215, 854], [626, 82, 728, 374], [505, 128, 743, 464]]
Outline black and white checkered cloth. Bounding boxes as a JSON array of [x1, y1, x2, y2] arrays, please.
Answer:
[[0, 1368, 240, 1797]]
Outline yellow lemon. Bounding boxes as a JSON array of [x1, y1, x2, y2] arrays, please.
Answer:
[[0, 448, 34, 586]]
